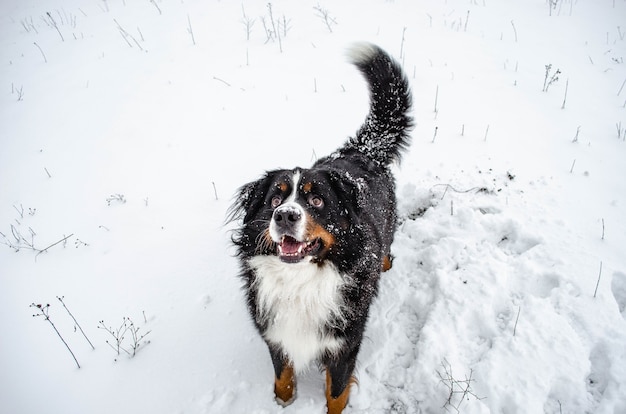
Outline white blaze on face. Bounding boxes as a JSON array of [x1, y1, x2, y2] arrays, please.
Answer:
[[284, 170, 301, 203], [269, 170, 306, 243]]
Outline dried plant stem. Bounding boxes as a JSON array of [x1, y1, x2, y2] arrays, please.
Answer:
[[513, 306, 521, 336], [33, 42, 47, 63], [510, 20, 518, 42], [46, 12, 65, 42], [36, 233, 74, 259], [187, 14, 195, 45], [601, 218, 605, 240], [212, 182, 219, 200], [31, 304, 80, 368], [431, 126, 438, 143], [594, 261, 603, 298], [57, 296, 95, 350]]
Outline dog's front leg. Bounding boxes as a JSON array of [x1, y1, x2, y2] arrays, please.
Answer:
[[325, 353, 358, 414], [268, 345, 296, 406]]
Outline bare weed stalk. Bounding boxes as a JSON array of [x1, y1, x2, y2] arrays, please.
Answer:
[[46, 12, 65, 42], [513, 306, 521, 336], [33, 42, 48, 63], [114, 19, 144, 51], [241, 5, 255, 41], [594, 261, 603, 298], [31, 303, 80, 368], [149, 0, 162, 15], [57, 296, 95, 350], [543, 64, 561, 92], [314, 3, 337, 33], [187, 14, 195, 45], [98, 316, 151, 359], [437, 359, 484, 412], [572, 126, 581, 143], [510, 20, 518, 42], [106, 193, 126, 205], [1, 222, 74, 258]]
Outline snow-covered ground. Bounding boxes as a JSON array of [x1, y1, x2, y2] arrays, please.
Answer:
[[1, 1, 625, 413]]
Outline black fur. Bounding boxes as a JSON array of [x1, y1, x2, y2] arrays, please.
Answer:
[[229, 43, 412, 412]]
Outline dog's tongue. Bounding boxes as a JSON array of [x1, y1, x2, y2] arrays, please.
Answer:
[[280, 236, 304, 254]]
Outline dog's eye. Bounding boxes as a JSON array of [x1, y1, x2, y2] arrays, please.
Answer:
[[308, 194, 324, 209], [270, 195, 282, 208]]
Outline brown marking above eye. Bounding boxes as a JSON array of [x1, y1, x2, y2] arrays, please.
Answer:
[[302, 181, 313, 193], [278, 182, 288, 192]]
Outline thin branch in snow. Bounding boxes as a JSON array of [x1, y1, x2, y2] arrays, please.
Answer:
[[98, 316, 151, 358], [572, 126, 581, 143], [213, 76, 231, 87], [513, 306, 521, 336], [399, 26, 407, 58], [46, 12, 65, 42], [542, 64, 561, 92], [57, 296, 95, 350], [31, 303, 80, 368], [33, 42, 47, 63], [212, 182, 219, 201], [241, 5, 255, 41], [510, 20, 518, 42], [149, 0, 162, 15], [313, 3, 337, 33], [437, 359, 484, 412], [593, 261, 603, 298], [187, 14, 195, 45], [561, 79, 569, 109], [114, 19, 144, 51]]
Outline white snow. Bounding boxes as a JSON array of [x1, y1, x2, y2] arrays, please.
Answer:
[[1, 0, 625, 413]]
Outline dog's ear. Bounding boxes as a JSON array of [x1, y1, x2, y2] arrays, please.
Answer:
[[328, 170, 368, 217], [228, 174, 273, 224]]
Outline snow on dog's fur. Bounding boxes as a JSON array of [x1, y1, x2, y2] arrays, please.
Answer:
[[229, 43, 412, 414]]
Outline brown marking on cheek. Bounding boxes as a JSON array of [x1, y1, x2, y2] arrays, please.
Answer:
[[302, 181, 313, 193], [382, 255, 392, 272], [274, 363, 297, 407], [305, 216, 335, 256], [325, 371, 356, 414]]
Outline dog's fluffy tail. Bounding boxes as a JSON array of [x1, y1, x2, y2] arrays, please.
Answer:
[[341, 43, 413, 166]]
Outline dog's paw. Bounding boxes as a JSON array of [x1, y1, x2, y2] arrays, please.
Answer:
[[275, 393, 297, 407]]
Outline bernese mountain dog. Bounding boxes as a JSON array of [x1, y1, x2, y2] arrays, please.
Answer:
[[229, 43, 413, 414]]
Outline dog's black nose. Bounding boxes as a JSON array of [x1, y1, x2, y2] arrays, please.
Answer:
[[273, 206, 302, 229]]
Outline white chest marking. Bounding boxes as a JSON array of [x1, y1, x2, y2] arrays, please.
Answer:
[[248, 255, 348, 372]]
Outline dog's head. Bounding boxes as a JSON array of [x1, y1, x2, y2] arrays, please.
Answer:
[[230, 167, 364, 264]]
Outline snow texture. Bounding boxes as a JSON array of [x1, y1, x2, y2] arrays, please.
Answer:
[[1, 1, 625, 413]]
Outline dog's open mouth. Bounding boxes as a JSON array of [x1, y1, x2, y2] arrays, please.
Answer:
[[277, 236, 322, 263]]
